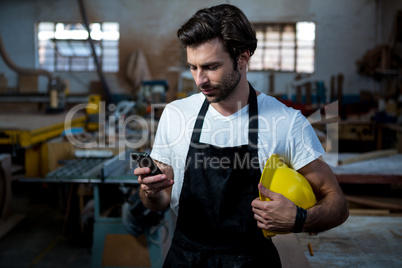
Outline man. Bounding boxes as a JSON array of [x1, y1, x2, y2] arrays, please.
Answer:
[[134, 4, 348, 267]]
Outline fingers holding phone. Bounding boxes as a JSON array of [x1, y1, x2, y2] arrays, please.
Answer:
[[137, 173, 173, 199], [132, 152, 163, 175], [132, 152, 174, 198]]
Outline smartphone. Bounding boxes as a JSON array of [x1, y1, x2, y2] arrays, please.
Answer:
[[131, 152, 163, 176]]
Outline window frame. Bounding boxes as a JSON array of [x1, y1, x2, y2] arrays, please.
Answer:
[[37, 21, 119, 73], [250, 21, 316, 74]]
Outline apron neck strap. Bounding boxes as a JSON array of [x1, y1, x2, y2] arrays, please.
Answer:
[[248, 83, 258, 149], [191, 83, 259, 148]]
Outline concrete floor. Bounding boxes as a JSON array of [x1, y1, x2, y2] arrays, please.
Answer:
[[297, 215, 402, 268], [1, 182, 402, 268], [0, 183, 92, 268]]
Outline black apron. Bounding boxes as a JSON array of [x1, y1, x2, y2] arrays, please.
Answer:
[[163, 85, 281, 268]]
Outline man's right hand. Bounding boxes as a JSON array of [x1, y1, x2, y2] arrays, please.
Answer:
[[134, 161, 174, 211], [134, 167, 174, 199]]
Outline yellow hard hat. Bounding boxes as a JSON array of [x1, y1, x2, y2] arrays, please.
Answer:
[[259, 154, 317, 238]]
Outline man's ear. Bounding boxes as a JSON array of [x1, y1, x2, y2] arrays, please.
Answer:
[[238, 50, 250, 70]]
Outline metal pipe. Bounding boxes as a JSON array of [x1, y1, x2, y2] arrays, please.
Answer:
[[0, 32, 53, 82], [77, 0, 114, 104]]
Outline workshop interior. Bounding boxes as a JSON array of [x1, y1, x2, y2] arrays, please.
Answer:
[[0, 0, 402, 267]]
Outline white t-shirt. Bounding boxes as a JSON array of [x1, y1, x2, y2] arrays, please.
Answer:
[[151, 92, 325, 215]]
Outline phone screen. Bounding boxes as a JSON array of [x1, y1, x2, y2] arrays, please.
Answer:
[[131, 152, 163, 175]]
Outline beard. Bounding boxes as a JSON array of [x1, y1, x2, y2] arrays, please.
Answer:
[[199, 68, 241, 103]]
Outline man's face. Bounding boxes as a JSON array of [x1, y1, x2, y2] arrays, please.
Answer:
[[187, 38, 241, 103]]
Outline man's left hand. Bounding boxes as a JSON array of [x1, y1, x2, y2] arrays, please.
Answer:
[[251, 183, 297, 233]]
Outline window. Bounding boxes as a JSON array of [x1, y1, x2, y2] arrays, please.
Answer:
[[249, 22, 316, 73], [37, 22, 119, 72]]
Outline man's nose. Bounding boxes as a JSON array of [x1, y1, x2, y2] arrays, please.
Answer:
[[194, 70, 208, 87]]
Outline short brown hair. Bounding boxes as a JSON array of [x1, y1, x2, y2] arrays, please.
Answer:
[[177, 4, 257, 63]]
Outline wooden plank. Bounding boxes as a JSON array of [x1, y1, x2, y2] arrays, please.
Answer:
[[348, 208, 391, 216], [346, 195, 402, 211], [305, 82, 311, 105], [330, 75, 335, 101], [337, 73, 344, 108], [336, 174, 402, 185], [338, 149, 398, 165], [269, 73, 275, 94], [296, 86, 302, 103]]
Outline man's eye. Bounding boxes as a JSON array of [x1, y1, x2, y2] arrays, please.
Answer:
[[189, 66, 197, 71], [208, 66, 218, 71]]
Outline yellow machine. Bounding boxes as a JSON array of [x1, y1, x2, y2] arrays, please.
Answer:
[[85, 94, 102, 131], [259, 154, 317, 238], [0, 95, 101, 177]]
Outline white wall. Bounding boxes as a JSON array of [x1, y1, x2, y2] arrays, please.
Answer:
[[233, 0, 379, 98], [0, 0, 222, 95], [0, 0, 399, 99]]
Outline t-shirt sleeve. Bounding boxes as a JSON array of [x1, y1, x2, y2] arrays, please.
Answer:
[[285, 110, 325, 170], [150, 105, 173, 166]]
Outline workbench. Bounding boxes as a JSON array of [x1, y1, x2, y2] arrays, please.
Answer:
[[326, 153, 402, 185], [0, 111, 86, 147], [0, 111, 87, 177], [19, 150, 171, 268]]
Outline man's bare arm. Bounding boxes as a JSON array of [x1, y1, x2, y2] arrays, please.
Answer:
[[252, 157, 349, 234], [299, 157, 349, 233], [135, 160, 174, 212]]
